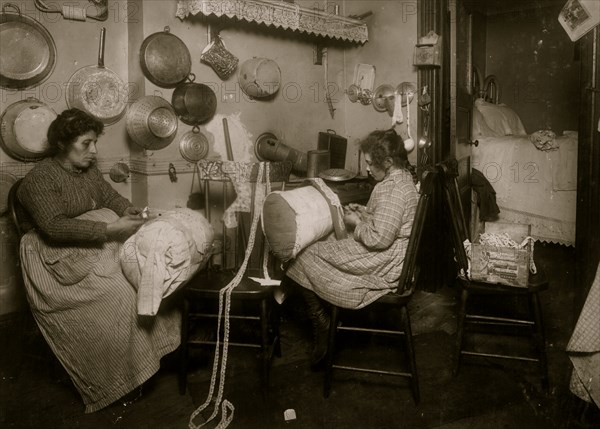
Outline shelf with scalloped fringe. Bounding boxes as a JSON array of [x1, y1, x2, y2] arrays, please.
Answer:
[[175, 0, 369, 44]]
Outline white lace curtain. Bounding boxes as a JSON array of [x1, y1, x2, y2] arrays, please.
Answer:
[[176, 0, 368, 44]]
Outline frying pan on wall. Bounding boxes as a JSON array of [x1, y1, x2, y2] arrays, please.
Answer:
[[0, 3, 57, 90], [65, 27, 127, 125], [140, 26, 192, 88]]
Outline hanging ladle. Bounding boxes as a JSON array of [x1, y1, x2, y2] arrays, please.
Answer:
[[418, 107, 431, 149]]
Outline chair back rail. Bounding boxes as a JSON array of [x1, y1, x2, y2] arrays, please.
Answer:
[[7, 178, 30, 239], [397, 170, 435, 295], [438, 165, 471, 276]]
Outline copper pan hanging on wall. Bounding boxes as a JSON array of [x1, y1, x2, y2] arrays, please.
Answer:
[[0, 3, 57, 90], [171, 73, 217, 126], [65, 27, 127, 125], [139, 26, 192, 88]]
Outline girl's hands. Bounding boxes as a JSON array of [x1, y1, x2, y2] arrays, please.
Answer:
[[346, 203, 366, 214], [343, 210, 362, 230]]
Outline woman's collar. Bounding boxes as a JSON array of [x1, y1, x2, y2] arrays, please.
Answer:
[[52, 157, 85, 174]]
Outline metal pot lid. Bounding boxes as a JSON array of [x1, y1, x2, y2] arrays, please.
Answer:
[[140, 26, 191, 88], [372, 84, 395, 112], [318, 168, 357, 182], [0, 3, 57, 90], [179, 126, 209, 162]]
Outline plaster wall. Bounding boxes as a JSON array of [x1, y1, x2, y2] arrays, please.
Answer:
[[343, 0, 419, 173], [0, 0, 418, 210]]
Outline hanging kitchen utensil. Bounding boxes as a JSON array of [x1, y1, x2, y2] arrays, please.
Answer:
[[126, 95, 178, 150], [239, 57, 281, 98], [179, 126, 209, 162], [109, 162, 130, 183], [140, 26, 191, 88], [0, 98, 56, 162], [404, 92, 415, 152], [171, 73, 217, 126], [200, 34, 239, 80], [0, 3, 57, 90], [65, 27, 127, 125], [372, 84, 395, 113], [418, 106, 431, 149], [323, 48, 335, 118], [396, 82, 416, 105], [33, 0, 108, 22]]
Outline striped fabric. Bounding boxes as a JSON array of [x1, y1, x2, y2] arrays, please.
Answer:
[[19, 208, 181, 413], [286, 169, 418, 309], [17, 158, 132, 243], [16, 158, 181, 413]]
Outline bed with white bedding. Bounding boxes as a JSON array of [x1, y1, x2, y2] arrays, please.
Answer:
[[470, 72, 577, 247]]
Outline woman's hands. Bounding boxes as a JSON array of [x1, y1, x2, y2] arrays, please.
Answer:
[[107, 208, 148, 241], [123, 206, 144, 218]]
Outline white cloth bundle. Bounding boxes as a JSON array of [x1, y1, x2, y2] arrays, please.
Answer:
[[121, 208, 214, 316]]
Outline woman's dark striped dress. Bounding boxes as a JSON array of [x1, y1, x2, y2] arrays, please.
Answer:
[[17, 159, 181, 413]]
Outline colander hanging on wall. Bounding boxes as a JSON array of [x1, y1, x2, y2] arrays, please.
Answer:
[[126, 95, 178, 150]]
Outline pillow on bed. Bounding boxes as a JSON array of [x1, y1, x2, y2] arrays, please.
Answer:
[[472, 108, 502, 138], [474, 98, 527, 136]]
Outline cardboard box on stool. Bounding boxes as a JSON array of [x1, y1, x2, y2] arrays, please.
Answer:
[[471, 222, 531, 288]]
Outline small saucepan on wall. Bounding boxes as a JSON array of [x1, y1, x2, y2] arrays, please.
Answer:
[[109, 162, 130, 183], [171, 73, 217, 126]]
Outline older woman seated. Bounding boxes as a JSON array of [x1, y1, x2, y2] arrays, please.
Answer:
[[284, 128, 419, 369], [17, 108, 181, 413]]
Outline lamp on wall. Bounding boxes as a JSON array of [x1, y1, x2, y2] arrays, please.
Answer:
[[347, 64, 375, 105]]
